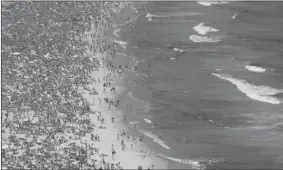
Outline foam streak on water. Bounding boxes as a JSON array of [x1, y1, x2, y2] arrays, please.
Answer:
[[190, 35, 222, 43], [173, 47, 184, 52], [245, 65, 267, 73], [144, 118, 153, 124], [197, 1, 229, 6], [212, 73, 283, 104], [157, 153, 203, 169], [139, 130, 170, 149], [145, 12, 200, 19]]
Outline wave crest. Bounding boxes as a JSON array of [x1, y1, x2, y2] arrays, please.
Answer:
[[173, 47, 184, 52], [212, 73, 283, 104], [245, 65, 267, 73], [198, 1, 229, 6], [139, 130, 170, 149], [193, 22, 219, 35]]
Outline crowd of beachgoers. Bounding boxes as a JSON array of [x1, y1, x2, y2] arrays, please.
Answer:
[[1, 1, 158, 170]]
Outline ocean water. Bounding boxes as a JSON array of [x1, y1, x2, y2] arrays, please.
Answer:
[[119, 2, 283, 169]]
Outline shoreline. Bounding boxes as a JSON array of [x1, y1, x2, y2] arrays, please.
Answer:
[[101, 3, 204, 170], [105, 3, 208, 170], [2, 2, 204, 169], [80, 3, 169, 169]]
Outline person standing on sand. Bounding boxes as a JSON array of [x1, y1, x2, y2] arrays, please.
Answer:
[[123, 130, 126, 136], [111, 117, 114, 123], [111, 145, 116, 160]]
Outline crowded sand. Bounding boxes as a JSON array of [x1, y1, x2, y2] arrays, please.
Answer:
[[1, 2, 168, 169]]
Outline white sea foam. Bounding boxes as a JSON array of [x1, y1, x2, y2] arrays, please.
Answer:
[[193, 22, 219, 35], [190, 35, 222, 43], [146, 13, 155, 18], [212, 73, 283, 104], [144, 118, 153, 124], [244, 123, 283, 130], [113, 40, 128, 49], [139, 130, 170, 149], [173, 47, 184, 52], [146, 12, 200, 19], [245, 65, 266, 73], [157, 153, 202, 169], [198, 1, 229, 6], [232, 13, 238, 19], [148, 17, 152, 22], [113, 28, 121, 37]]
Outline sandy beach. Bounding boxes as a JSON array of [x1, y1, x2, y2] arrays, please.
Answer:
[[75, 3, 169, 169], [78, 50, 168, 169]]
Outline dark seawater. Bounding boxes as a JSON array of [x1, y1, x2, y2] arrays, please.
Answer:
[[121, 2, 283, 169]]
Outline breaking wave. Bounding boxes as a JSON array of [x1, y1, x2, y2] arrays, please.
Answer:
[[212, 73, 283, 104], [232, 13, 238, 19], [197, 1, 229, 6], [193, 22, 219, 35], [144, 118, 153, 124], [139, 130, 170, 149], [245, 65, 267, 73], [173, 47, 184, 52], [157, 153, 205, 169]]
